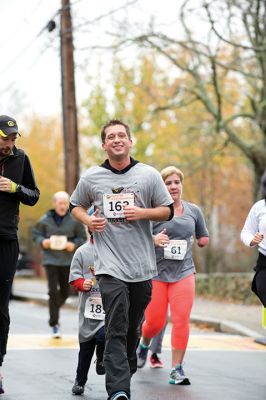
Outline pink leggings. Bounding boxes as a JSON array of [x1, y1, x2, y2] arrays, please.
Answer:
[[141, 274, 195, 350]]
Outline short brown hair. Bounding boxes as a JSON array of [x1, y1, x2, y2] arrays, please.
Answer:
[[101, 119, 131, 143], [160, 166, 184, 183]]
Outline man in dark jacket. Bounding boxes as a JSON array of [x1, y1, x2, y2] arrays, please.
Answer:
[[0, 115, 40, 394], [32, 191, 87, 338]]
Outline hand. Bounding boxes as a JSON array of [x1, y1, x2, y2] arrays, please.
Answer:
[[83, 279, 94, 291], [0, 176, 12, 192], [42, 239, 51, 249], [154, 229, 170, 247], [65, 242, 76, 252], [250, 232, 264, 246], [123, 205, 145, 221], [197, 236, 209, 248], [89, 209, 106, 232]]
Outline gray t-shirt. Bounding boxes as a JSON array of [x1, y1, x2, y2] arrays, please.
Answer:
[[69, 242, 104, 343], [70, 162, 173, 282], [152, 201, 209, 282]]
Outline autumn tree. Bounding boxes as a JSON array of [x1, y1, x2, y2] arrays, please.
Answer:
[[81, 55, 252, 271], [18, 116, 64, 250], [115, 0, 266, 199]]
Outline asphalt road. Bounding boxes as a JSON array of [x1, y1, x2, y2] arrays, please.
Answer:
[[2, 300, 265, 400]]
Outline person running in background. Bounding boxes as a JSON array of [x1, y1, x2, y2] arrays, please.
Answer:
[[0, 114, 40, 394], [70, 119, 173, 400], [137, 166, 209, 386], [240, 171, 266, 307], [69, 232, 105, 396], [148, 318, 168, 368], [32, 191, 87, 338]]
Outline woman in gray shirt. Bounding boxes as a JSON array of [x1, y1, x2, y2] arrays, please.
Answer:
[[137, 166, 209, 386]]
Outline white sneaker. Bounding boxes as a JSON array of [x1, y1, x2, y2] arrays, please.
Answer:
[[52, 324, 61, 339], [169, 365, 190, 385]]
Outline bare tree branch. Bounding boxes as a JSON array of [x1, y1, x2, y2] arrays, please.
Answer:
[[204, 1, 266, 52]]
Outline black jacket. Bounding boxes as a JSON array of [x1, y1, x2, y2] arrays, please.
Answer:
[[0, 146, 40, 240]]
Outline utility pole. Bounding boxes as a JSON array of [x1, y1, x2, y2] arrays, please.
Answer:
[[60, 0, 79, 194]]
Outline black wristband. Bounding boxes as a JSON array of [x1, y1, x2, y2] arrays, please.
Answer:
[[16, 184, 22, 193]]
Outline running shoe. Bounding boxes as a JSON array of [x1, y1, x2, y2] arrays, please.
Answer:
[[0, 374, 4, 394], [110, 391, 129, 400], [95, 359, 105, 375], [72, 379, 84, 395], [169, 365, 190, 385], [137, 343, 149, 368], [150, 353, 163, 368], [52, 324, 61, 339]]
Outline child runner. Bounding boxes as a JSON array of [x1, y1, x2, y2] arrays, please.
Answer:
[[69, 234, 105, 395]]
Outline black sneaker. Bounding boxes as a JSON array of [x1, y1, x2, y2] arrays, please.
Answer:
[[0, 374, 4, 394], [95, 359, 105, 375], [110, 391, 129, 400], [72, 380, 84, 395]]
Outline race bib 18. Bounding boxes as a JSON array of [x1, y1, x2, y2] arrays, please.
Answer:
[[84, 297, 105, 320]]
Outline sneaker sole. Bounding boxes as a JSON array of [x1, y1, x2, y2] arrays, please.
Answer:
[[110, 392, 129, 400], [137, 360, 147, 368], [72, 387, 84, 395], [150, 363, 163, 368], [169, 377, 191, 385]]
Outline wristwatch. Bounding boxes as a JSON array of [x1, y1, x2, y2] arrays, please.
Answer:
[[16, 184, 22, 193]]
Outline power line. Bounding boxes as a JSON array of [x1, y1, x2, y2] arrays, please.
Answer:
[[72, 0, 137, 31], [0, 8, 61, 76], [0, 0, 45, 48], [0, 1, 137, 76], [0, 37, 59, 96], [0, 2, 86, 95]]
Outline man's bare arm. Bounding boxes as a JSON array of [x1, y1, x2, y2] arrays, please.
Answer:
[[123, 205, 172, 222]]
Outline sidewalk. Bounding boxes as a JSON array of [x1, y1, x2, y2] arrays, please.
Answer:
[[12, 275, 266, 339]]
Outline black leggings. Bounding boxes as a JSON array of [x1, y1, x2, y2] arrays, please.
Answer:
[[76, 326, 105, 385], [252, 252, 266, 307], [0, 240, 19, 366], [44, 265, 70, 327]]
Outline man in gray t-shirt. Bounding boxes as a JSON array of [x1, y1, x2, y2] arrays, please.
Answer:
[[70, 119, 173, 400]]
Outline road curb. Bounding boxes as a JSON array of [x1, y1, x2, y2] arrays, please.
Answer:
[[190, 314, 262, 339], [12, 290, 264, 339]]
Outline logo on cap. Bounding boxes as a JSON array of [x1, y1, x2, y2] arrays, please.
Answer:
[[7, 121, 15, 127]]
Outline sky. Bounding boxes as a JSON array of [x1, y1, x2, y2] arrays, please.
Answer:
[[0, 0, 182, 121]]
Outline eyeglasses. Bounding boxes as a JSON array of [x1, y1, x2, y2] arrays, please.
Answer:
[[105, 132, 128, 141]]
